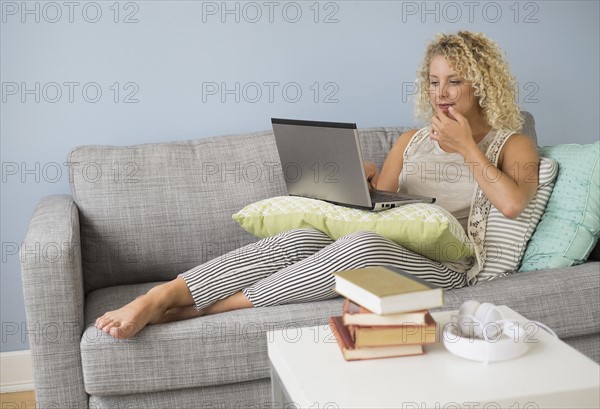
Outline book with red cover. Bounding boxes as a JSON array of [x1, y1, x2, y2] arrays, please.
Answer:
[[342, 299, 429, 327], [328, 316, 424, 361]]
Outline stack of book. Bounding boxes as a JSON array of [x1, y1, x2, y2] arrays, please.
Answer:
[[329, 265, 443, 361]]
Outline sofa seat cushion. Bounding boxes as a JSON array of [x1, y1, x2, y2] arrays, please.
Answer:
[[81, 262, 600, 396], [81, 261, 600, 395], [81, 282, 345, 396], [440, 261, 600, 339], [88, 379, 271, 409]]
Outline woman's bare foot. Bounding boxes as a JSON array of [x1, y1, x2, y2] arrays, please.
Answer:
[[95, 277, 195, 339], [95, 294, 165, 338], [95, 284, 254, 339]]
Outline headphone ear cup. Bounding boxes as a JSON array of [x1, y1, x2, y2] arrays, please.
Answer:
[[475, 302, 503, 339], [458, 300, 480, 337]]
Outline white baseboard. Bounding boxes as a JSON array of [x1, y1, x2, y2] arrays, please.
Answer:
[[0, 350, 34, 393]]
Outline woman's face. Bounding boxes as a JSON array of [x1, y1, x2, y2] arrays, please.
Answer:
[[428, 54, 481, 120]]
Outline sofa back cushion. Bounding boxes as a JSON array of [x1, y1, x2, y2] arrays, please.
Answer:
[[70, 113, 536, 293], [69, 128, 406, 293]]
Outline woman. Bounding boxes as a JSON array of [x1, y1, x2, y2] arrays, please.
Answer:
[[96, 31, 539, 339]]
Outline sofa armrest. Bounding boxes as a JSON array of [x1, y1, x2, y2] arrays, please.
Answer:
[[20, 195, 88, 408]]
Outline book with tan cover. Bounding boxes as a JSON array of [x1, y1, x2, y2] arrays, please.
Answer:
[[329, 316, 424, 361], [333, 265, 443, 314], [348, 312, 439, 348]]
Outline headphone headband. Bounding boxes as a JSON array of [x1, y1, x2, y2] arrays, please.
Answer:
[[445, 300, 557, 364], [443, 321, 530, 363]]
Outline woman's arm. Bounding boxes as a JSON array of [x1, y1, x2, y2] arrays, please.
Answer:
[[465, 133, 539, 219], [373, 130, 418, 192], [431, 107, 539, 219]]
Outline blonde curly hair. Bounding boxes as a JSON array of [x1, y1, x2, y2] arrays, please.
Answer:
[[414, 31, 523, 132]]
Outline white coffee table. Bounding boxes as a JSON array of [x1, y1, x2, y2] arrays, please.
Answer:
[[267, 306, 600, 408]]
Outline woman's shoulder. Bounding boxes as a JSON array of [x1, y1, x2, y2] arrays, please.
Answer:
[[400, 128, 420, 140], [392, 129, 420, 158], [508, 132, 534, 142], [498, 131, 539, 164], [396, 126, 433, 156], [502, 132, 537, 151], [398, 126, 430, 144]]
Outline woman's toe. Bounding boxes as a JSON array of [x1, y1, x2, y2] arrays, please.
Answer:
[[96, 315, 115, 330], [109, 322, 137, 339], [103, 320, 120, 333]]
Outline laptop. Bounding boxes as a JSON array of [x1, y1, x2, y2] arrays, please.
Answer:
[[271, 118, 436, 211]]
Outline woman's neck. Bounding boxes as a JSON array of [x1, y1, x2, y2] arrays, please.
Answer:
[[465, 113, 492, 143], [472, 125, 492, 143]]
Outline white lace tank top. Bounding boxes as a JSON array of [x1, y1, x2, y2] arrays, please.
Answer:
[[398, 127, 496, 232]]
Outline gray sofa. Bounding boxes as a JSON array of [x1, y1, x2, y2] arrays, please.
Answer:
[[21, 112, 599, 408]]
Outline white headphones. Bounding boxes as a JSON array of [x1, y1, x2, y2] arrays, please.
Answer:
[[443, 300, 557, 364]]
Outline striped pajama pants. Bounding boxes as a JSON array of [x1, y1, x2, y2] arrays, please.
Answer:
[[179, 229, 467, 311]]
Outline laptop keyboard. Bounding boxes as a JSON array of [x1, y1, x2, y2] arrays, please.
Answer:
[[371, 190, 406, 202]]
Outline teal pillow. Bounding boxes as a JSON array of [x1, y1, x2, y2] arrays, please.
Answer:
[[520, 142, 600, 271], [233, 196, 474, 262]]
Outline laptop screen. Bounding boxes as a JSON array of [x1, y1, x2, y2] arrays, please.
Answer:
[[271, 118, 373, 209]]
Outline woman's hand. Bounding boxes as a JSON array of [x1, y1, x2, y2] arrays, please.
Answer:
[[430, 107, 476, 157], [364, 161, 379, 190], [431, 107, 539, 219]]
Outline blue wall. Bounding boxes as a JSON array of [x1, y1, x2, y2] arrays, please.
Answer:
[[2, 1, 599, 352]]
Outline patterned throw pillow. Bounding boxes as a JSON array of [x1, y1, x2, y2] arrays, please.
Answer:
[[233, 196, 474, 262], [520, 142, 600, 271], [478, 157, 558, 281]]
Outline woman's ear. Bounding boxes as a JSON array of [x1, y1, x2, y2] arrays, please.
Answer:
[[476, 95, 484, 108]]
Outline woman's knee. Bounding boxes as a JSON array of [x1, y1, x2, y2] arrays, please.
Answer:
[[337, 230, 389, 244], [265, 229, 333, 255], [275, 228, 331, 242]]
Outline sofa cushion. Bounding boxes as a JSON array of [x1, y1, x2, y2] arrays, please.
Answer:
[[440, 262, 600, 339], [69, 113, 535, 293], [88, 379, 271, 409], [81, 282, 345, 395], [233, 196, 474, 262], [520, 142, 600, 271], [518, 111, 537, 144], [68, 131, 284, 293], [478, 157, 558, 281], [81, 261, 599, 395], [69, 128, 406, 293]]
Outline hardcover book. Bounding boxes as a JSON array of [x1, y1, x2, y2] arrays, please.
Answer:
[[348, 312, 439, 348], [342, 299, 429, 326], [329, 316, 424, 361], [332, 265, 443, 314]]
